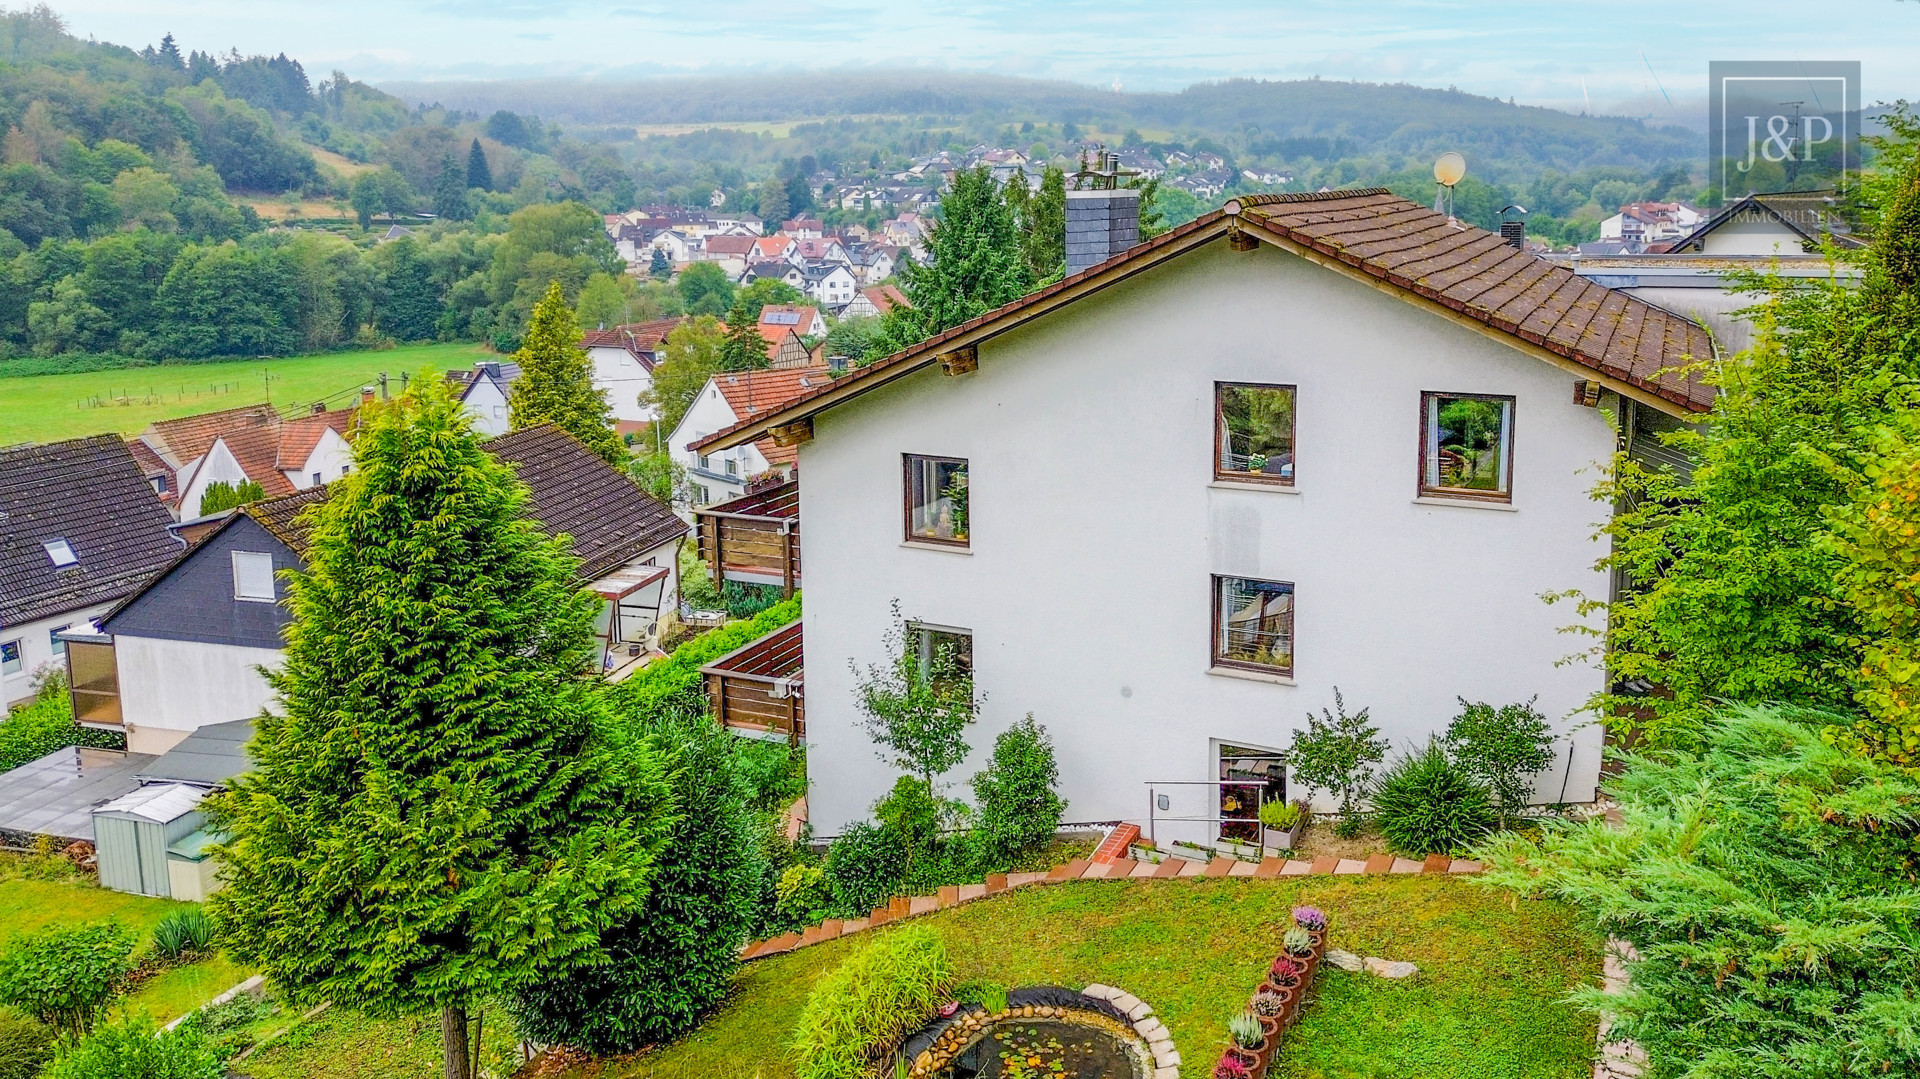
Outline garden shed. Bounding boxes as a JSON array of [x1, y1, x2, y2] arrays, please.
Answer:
[[92, 782, 207, 897]]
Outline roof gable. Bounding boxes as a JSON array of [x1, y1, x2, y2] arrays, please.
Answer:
[[693, 189, 1715, 455], [0, 436, 184, 626]]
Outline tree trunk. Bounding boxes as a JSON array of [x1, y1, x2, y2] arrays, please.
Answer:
[[442, 1004, 471, 1079]]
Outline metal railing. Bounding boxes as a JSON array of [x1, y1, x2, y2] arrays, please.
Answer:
[[1143, 779, 1273, 848]]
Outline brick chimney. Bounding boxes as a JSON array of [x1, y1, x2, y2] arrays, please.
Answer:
[[360, 387, 376, 406], [1065, 188, 1142, 276], [1500, 220, 1525, 251]]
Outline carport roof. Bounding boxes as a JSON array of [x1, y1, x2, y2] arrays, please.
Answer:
[[0, 747, 154, 841]]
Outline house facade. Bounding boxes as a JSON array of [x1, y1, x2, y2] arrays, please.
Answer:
[[695, 189, 1715, 842], [0, 436, 183, 708], [581, 317, 692, 433], [135, 403, 359, 521], [87, 425, 688, 754], [448, 361, 520, 437], [669, 366, 831, 506]]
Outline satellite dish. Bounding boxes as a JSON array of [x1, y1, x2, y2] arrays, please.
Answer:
[[1433, 152, 1467, 187]]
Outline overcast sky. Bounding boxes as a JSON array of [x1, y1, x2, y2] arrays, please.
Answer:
[[43, 0, 1920, 114]]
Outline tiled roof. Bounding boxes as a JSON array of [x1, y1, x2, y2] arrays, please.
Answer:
[[213, 425, 297, 497], [247, 425, 686, 582], [862, 285, 908, 313], [704, 234, 757, 256], [752, 237, 791, 259], [0, 436, 183, 625], [1673, 190, 1864, 251], [692, 190, 1715, 454], [142, 404, 279, 469], [1235, 189, 1716, 410], [757, 305, 819, 336], [580, 317, 693, 367], [713, 367, 834, 421], [274, 409, 356, 470]]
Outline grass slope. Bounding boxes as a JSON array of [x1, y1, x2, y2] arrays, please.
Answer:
[[547, 874, 1600, 1079], [0, 342, 496, 445]]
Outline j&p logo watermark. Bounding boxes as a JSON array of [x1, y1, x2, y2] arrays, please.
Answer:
[[1709, 61, 1860, 196]]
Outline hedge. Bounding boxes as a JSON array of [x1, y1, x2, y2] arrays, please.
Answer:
[[0, 692, 123, 774], [610, 595, 802, 721]]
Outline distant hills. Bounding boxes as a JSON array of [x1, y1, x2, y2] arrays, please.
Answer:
[[380, 71, 1702, 181]]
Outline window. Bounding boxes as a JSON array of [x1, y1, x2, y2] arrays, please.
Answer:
[[43, 538, 77, 567], [1212, 576, 1294, 675], [910, 623, 973, 695], [49, 626, 68, 651], [1421, 392, 1514, 501], [1215, 383, 1296, 484], [1218, 743, 1287, 843], [311, 471, 322, 486], [693, 483, 710, 505], [151, 474, 169, 494], [1, 640, 20, 676], [904, 454, 969, 545], [725, 457, 738, 477], [697, 454, 710, 470], [232, 551, 277, 602]]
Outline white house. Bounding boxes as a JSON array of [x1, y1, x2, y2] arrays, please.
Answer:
[[580, 317, 693, 434], [134, 402, 360, 522], [0, 436, 182, 708], [803, 263, 859, 308], [88, 426, 689, 754], [448, 361, 519, 437], [650, 231, 700, 264], [693, 188, 1716, 842], [669, 366, 831, 507]]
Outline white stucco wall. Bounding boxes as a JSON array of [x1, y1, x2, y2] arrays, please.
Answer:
[[178, 440, 250, 520], [588, 346, 656, 424], [1, 604, 111, 707], [796, 240, 1618, 839], [283, 428, 355, 490], [1698, 218, 1810, 257], [669, 380, 771, 506], [463, 378, 511, 437], [114, 634, 282, 753]]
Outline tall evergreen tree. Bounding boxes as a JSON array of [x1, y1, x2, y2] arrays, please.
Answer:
[[648, 246, 670, 279], [1017, 165, 1067, 281], [880, 166, 1031, 351], [508, 280, 623, 464], [465, 138, 492, 193], [372, 236, 439, 342], [719, 297, 771, 372], [431, 153, 470, 222], [155, 33, 184, 70], [206, 375, 672, 1079]]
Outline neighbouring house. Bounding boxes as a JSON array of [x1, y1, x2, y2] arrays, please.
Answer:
[[779, 217, 826, 239], [581, 316, 693, 433], [855, 244, 900, 284], [752, 235, 800, 265], [134, 401, 360, 521], [1597, 201, 1704, 250], [758, 304, 828, 340], [794, 237, 851, 265], [80, 425, 688, 755], [693, 187, 1717, 842], [743, 261, 807, 290], [701, 233, 758, 280], [1572, 190, 1863, 352], [0, 436, 182, 707], [446, 361, 521, 437], [841, 284, 909, 320], [713, 210, 763, 235], [668, 365, 832, 506], [802, 263, 859, 308], [650, 230, 701, 264]]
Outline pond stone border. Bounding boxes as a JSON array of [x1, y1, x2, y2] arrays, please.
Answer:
[[738, 824, 1484, 961]]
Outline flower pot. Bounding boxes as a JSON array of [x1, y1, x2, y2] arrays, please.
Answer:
[[1261, 814, 1307, 850], [1247, 1035, 1275, 1076], [1224, 1046, 1260, 1072], [1131, 844, 1164, 864], [1307, 929, 1327, 956]]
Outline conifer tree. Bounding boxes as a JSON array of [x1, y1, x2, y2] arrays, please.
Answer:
[[719, 297, 771, 372], [465, 138, 492, 192], [648, 246, 670, 279], [879, 165, 1031, 351], [206, 374, 673, 1079], [155, 33, 184, 70], [508, 281, 623, 464], [431, 153, 470, 221]]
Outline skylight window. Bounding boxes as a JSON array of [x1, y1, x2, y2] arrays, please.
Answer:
[[43, 539, 76, 567]]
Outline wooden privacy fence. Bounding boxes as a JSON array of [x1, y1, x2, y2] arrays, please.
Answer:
[[700, 619, 803, 743], [695, 479, 800, 595]]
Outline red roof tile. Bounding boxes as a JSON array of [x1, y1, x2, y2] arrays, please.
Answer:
[[142, 404, 279, 467], [274, 409, 356, 471]]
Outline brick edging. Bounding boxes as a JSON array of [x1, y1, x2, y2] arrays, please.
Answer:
[[738, 825, 1484, 961]]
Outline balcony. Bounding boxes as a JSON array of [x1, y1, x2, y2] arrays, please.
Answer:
[[699, 619, 803, 744], [695, 479, 799, 595]]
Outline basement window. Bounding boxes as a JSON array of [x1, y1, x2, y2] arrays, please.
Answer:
[[1212, 576, 1294, 676], [909, 622, 973, 696], [1421, 392, 1514, 501], [1215, 383, 1296, 484], [904, 454, 969, 546]]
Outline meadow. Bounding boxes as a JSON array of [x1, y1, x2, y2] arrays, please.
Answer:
[[0, 342, 497, 445]]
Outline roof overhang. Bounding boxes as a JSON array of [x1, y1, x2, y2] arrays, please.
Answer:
[[693, 202, 1712, 456]]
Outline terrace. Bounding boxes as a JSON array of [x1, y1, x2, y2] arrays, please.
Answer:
[[699, 619, 804, 744], [695, 478, 800, 595]]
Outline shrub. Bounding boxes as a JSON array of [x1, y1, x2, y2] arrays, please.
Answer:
[[148, 909, 214, 963], [1285, 688, 1387, 838], [970, 715, 1065, 867], [773, 864, 834, 930], [0, 922, 136, 1038], [0, 1006, 54, 1079], [196, 480, 263, 515], [1258, 800, 1302, 830], [874, 775, 941, 861], [736, 740, 807, 812], [609, 595, 801, 721], [824, 822, 908, 916], [509, 715, 763, 1054], [44, 1012, 221, 1079], [1444, 698, 1556, 819], [0, 688, 123, 773], [1372, 742, 1496, 856], [790, 926, 952, 1079]]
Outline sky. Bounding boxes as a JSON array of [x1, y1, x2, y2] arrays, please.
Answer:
[[42, 0, 1920, 115]]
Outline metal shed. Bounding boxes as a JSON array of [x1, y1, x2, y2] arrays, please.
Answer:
[[92, 783, 206, 897]]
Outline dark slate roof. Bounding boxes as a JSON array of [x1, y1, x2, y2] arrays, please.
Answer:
[[138, 719, 253, 787], [246, 425, 686, 582], [0, 747, 155, 841], [0, 436, 184, 626]]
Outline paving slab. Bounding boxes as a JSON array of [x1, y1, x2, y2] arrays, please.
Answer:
[[1333, 858, 1367, 875], [1281, 859, 1313, 875], [1227, 859, 1258, 877], [1309, 856, 1338, 875], [1390, 857, 1424, 874], [1363, 853, 1394, 875], [1205, 857, 1236, 877]]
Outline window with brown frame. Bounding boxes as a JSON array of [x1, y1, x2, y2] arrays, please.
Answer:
[[1212, 575, 1294, 675], [1215, 383, 1296, 484], [1420, 392, 1514, 501], [904, 454, 969, 545]]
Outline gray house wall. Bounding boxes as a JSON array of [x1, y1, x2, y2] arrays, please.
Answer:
[[104, 517, 300, 649]]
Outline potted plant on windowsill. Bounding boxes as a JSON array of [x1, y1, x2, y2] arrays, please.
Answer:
[[1259, 800, 1308, 850], [1228, 1010, 1271, 1074]]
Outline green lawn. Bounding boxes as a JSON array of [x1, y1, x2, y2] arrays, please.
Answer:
[[241, 875, 1600, 1079], [243, 1004, 524, 1079], [0, 342, 496, 445]]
